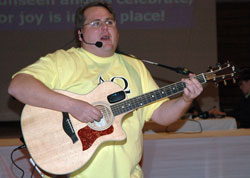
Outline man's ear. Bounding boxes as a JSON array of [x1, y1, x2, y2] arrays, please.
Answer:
[[78, 30, 83, 41]]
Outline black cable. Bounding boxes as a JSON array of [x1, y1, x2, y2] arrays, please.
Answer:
[[31, 163, 36, 178], [166, 118, 203, 134], [10, 145, 26, 178], [187, 118, 203, 133]]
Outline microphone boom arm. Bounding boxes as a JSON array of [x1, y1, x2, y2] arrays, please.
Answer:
[[142, 60, 193, 75]]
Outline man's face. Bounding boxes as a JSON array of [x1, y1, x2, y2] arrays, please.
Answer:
[[239, 80, 250, 95], [80, 6, 119, 57]]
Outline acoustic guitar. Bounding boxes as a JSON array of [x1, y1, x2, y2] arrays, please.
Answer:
[[21, 62, 237, 175]]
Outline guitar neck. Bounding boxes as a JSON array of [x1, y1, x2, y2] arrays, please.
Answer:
[[111, 73, 206, 116]]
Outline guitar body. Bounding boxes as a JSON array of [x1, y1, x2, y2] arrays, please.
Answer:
[[21, 82, 127, 175]]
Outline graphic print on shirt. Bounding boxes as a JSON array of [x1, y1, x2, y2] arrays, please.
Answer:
[[98, 75, 131, 94]]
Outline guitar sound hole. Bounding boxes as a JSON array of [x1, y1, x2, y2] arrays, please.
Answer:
[[87, 103, 114, 131]]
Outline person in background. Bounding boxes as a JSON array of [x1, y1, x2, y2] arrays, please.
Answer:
[[8, 2, 203, 178], [209, 67, 250, 128]]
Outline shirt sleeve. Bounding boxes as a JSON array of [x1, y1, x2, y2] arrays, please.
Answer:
[[12, 50, 63, 90]]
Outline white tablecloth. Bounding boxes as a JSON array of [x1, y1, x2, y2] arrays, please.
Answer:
[[144, 117, 237, 133], [167, 117, 237, 133], [142, 131, 250, 178]]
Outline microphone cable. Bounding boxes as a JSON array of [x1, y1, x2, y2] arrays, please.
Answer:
[[60, 36, 103, 50], [165, 118, 203, 134], [10, 145, 26, 178], [187, 118, 203, 133], [10, 144, 42, 178]]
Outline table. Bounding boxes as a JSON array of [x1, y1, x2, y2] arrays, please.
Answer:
[[1, 129, 250, 178], [142, 129, 250, 178], [143, 117, 237, 133]]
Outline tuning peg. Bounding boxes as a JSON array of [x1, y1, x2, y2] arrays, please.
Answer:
[[233, 78, 237, 84], [232, 65, 236, 72], [216, 63, 222, 70], [208, 66, 213, 72]]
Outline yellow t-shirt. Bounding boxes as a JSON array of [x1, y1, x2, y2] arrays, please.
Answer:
[[15, 47, 168, 178]]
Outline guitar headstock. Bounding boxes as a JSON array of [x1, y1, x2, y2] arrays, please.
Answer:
[[204, 62, 238, 85]]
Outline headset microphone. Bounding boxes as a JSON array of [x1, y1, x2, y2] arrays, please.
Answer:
[[80, 33, 103, 48], [94, 41, 103, 48]]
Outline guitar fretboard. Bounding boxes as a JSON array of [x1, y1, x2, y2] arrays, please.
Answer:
[[111, 73, 206, 116]]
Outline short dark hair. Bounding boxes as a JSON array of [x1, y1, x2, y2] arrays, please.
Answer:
[[238, 67, 250, 82], [74, 2, 115, 47]]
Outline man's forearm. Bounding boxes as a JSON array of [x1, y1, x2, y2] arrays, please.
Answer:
[[8, 74, 72, 113], [151, 97, 192, 126]]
